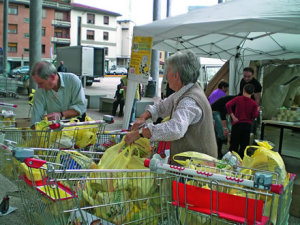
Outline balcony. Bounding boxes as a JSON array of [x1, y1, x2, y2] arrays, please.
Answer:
[[43, 0, 72, 10], [51, 36, 70, 44], [52, 19, 71, 27]]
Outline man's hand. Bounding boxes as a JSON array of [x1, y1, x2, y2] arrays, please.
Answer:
[[124, 130, 140, 145], [223, 128, 229, 138], [258, 106, 262, 111], [114, 97, 117, 102], [46, 112, 61, 121], [230, 113, 239, 123], [130, 118, 146, 131]]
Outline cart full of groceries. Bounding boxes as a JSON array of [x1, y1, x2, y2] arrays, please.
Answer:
[[0, 117, 297, 225]]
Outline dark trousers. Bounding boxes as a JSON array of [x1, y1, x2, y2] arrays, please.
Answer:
[[230, 123, 252, 159], [112, 99, 124, 116]]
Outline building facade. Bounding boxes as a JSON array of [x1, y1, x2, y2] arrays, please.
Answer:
[[0, 0, 72, 71], [0, 0, 122, 71], [116, 20, 135, 69], [70, 3, 121, 70]]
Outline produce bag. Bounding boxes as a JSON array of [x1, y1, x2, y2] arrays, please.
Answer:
[[242, 142, 287, 184], [83, 189, 134, 224]]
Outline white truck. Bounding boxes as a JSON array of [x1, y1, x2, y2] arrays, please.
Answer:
[[56, 46, 105, 86]]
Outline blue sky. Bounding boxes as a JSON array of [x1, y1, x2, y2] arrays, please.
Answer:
[[74, 0, 218, 25]]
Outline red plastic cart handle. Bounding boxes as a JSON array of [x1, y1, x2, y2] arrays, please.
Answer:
[[270, 184, 284, 195], [25, 158, 47, 169], [144, 159, 150, 168]]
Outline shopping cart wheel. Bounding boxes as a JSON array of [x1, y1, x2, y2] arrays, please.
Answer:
[[0, 196, 9, 214]]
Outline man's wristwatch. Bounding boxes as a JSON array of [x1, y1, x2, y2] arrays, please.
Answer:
[[139, 128, 143, 138], [60, 112, 65, 120]]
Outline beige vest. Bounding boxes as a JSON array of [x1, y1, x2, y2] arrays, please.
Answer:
[[170, 83, 218, 165]]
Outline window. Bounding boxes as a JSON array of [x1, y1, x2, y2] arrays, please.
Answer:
[[104, 47, 108, 56], [103, 32, 109, 41], [8, 24, 17, 34], [24, 48, 29, 53], [8, 5, 18, 15], [87, 14, 95, 24], [42, 27, 46, 36], [42, 45, 45, 54], [54, 29, 62, 38], [104, 16, 109, 25], [24, 33, 30, 38], [42, 9, 46, 18], [24, 18, 30, 23], [8, 43, 17, 52], [55, 12, 63, 20], [87, 30, 94, 40]]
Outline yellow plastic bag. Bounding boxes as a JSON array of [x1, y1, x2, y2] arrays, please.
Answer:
[[20, 162, 47, 181], [242, 142, 287, 184]]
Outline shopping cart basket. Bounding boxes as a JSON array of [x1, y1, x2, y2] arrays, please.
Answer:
[[8, 148, 169, 225], [95, 129, 127, 152], [145, 154, 296, 225], [47, 115, 114, 151], [0, 102, 17, 128], [0, 146, 98, 224]]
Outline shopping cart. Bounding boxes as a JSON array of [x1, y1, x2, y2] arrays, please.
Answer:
[[0, 145, 99, 223], [95, 129, 127, 152], [1, 116, 114, 151], [0, 102, 17, 128], [5, 146, 165, 225], [47, 115, 114, 151], [144, 154, 296, 225]]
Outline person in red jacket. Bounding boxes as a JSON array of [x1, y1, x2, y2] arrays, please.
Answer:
[[226, 84, 261, 158]]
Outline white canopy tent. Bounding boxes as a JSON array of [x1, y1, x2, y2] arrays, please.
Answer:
[[133, 0, 300, 94]]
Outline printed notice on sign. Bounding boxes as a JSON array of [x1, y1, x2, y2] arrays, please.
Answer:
[[128, 36, 153, 85]]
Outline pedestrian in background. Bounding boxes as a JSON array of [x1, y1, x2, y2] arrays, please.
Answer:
[[226, 84, 260, 158], [208, 80, 229, 105], [57, 61, 67, 72], [112, 81, 125, 117]]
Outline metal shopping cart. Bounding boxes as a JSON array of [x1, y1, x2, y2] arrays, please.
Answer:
[[95, 129, 127, 152], [5, 147, 164, 225], [144, 154, 296, 225], [0, 102, 17, 128], [1, 116, 113, 149], [0, 145, 99, 223]]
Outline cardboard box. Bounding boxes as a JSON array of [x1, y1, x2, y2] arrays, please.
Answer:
[[15, 118, 31, 128]]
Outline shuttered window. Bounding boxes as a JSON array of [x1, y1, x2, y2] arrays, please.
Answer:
[[87, 30, 94, 40], [8, 43, 17, 52], [87, 14, 95, 24], [8, 24, 17, 34]]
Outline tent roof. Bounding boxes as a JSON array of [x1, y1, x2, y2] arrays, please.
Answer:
[[134, 0, 300, 60]]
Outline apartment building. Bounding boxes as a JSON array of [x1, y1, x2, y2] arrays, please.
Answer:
[[0, 0, 72, 71], [0, 0, 121, 71], [116, 20, 135, 68], [70, 3, 121, 70]]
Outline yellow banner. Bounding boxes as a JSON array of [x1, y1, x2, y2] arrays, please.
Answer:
[[128, 36, 153, 84]]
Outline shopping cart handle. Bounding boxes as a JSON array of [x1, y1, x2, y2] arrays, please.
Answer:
[[24, 158, 47, 169], [270, 184, 284, 195], [144, 154, 169, 174], [144, 159, 150, 168]]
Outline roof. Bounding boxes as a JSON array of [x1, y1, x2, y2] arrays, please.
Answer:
[[71, 3, 122, 17]]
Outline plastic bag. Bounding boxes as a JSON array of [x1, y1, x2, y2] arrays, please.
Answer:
[[242, 142, 287, 184], [83, 189, 134, 224]]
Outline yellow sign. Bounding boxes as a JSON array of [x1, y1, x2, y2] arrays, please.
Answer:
[[129, 36, 153, 84]]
